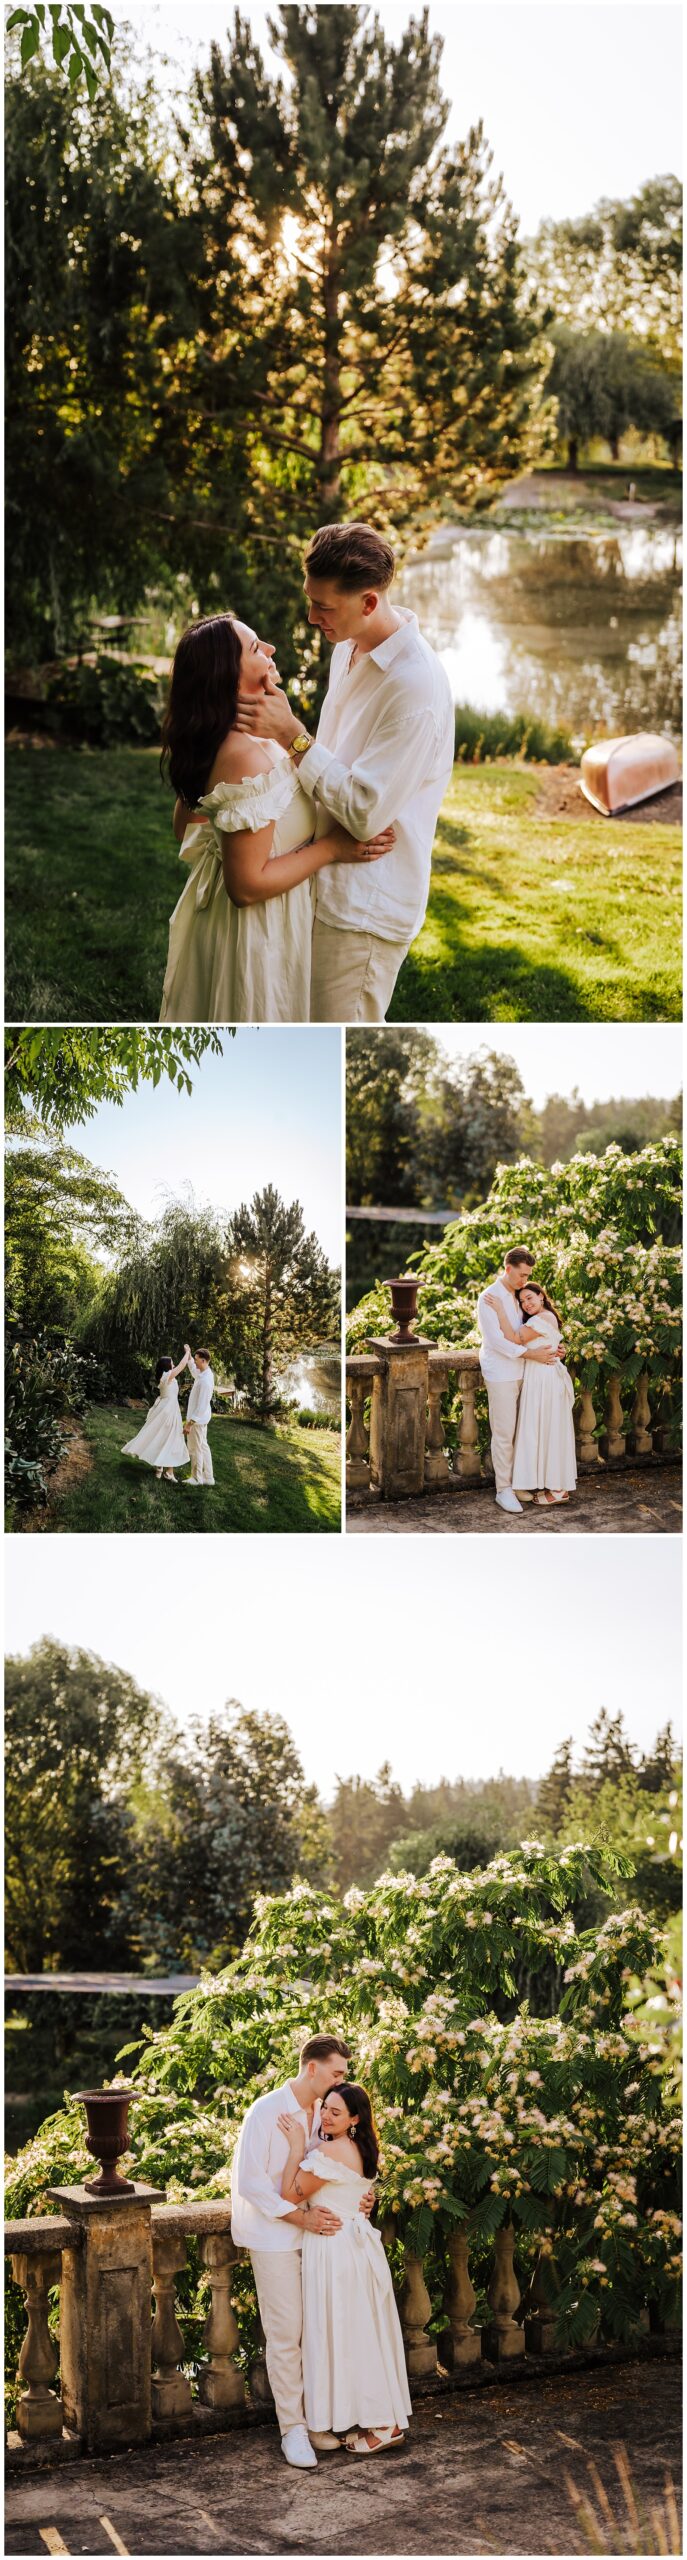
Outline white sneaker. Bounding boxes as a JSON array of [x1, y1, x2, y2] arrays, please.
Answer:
[[496, 1488, 523, 1513], [282, 2426, 317, 2469]]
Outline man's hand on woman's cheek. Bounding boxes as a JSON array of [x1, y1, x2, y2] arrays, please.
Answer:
[[235, 687, 302, 745]]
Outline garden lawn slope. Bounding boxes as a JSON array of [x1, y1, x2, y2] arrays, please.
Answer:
[[20, 1404, 341, 1535], [392, 767, 682, 1023], [6, 753, 681, 1024]]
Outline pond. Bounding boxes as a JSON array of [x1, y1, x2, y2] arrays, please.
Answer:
[[398, 522, 682, 745], [277, 1347, 341, 1414]]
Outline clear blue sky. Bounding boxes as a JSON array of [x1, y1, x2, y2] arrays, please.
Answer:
[[5, 1538, 681, 1794], [64, 1030, 342, 1265], [135, 0, 682, 234]]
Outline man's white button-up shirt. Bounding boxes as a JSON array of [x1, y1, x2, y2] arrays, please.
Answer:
[[299, 610, 454, 945], [230, 2080, 320, 2253], [186, 1358, 214, 1423], [477, 1279, 526, 1384]]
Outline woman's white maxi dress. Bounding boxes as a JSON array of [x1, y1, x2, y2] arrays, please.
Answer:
[[159, 745, 317, 1025], [300, 2149, 411, 2437], [121, 1373, 188, 1471], [512, 1311, 577, 1491]]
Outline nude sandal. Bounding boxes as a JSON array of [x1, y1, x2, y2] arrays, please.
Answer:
[[344, 2428, 404, 2455]]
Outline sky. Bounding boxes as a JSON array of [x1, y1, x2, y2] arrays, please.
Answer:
[[5, 1537, 681, 1795], [129, 0, 682, 235], [57, 1030, 342, 1266], [430, 1024, 683, 1110]]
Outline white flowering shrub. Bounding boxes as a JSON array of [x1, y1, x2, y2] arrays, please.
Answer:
[[5, 1842, 681, 2388], [346, 1139, 682, 1445]]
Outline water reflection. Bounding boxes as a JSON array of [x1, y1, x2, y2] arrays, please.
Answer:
[[398, 525, 682, 743], [277, 1350, 340, 1413]]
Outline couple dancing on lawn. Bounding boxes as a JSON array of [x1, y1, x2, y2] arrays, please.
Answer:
[[231, 2032, 411, 2470], [159, 520, 453, 1027], [122, 1341, 216, 1487], [478, 1246, 577, 1514]]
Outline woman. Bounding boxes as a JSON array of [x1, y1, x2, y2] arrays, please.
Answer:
[[159, 614, 394, 1023], [121, 1350, 189, 1483], [488, 1283, 577, 1504], [279, 2082, 411, 2456]]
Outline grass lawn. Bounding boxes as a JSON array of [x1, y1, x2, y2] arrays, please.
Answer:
[[392, 766, 682, 1023], [15, 1404, 342, 1534], [5, 747, 681, 1025]]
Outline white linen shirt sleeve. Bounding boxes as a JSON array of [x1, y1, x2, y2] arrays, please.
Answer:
[[298, 700, 440, 839], [233, 2107, 297, 2224], [477, 1291, 524, 1361]]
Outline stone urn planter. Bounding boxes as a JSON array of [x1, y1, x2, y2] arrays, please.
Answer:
[[72, 2087, 137, 2196], [387, 1275, 420, 1342]]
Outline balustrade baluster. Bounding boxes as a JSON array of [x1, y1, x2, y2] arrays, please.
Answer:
[[249, 2315, 274, 2407], [151, 2232, 193, 2423], [399, 2251, 437, 2376], [425, 1367, 450, 1485], [602, 1374, 626, 1461], [631, 1371, 653, 1456], [455, 1365, 481, 1483], [346, 1374, 371, 1492], [198, 2234, 246, 2411], [575, 1385, 601, 1468], [10, 2249, 64, 2442], [443, 2228, 481, 2367], [524, 2246, 558, 2355], [482, 2223, 525, 2361]]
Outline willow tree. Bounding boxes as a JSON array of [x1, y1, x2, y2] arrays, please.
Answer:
[[80, 1199, 227, 1396]]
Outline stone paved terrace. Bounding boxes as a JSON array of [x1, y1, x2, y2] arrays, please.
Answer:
[[4, 2356, 681, 2556], [347, 1460, 683, 1534]]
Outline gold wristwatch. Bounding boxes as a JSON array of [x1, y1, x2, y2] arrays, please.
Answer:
[[289, 728, 311, 762]]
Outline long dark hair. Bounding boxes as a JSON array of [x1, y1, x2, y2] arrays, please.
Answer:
[[517, 1283, 562, 1328], [322, 2082, 380, 2180], [160, 613, 242, 809], [155, 1356, 173, 1384]]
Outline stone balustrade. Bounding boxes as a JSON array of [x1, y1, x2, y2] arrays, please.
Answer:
[[346, 1337, 678, 1504], [6, 2196, 673, 2467]]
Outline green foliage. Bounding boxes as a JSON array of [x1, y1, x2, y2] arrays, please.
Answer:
[[454, 706, 573, 764], [347, 1138, 683, 1450], [5, 1114, 138, 1336], [4, 1639, 160, 1972], [547, 328, 681, 469], [7, 7, 114, 97], [6, 1846, 681, 2364], [45, 655, 163, 747], [293, 1407, 341, 1433], [4, 1333, 110, 1511], [529, 180, 683, 364], [5, 1028, 225, 1130]]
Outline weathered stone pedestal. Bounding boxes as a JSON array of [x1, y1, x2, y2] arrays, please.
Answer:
[[50, 2182, 164, 2451], [369, 1335, 430, 1499]]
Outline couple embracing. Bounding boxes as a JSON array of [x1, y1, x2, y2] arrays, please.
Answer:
[[478, 1247, 577, 1513], [230, 2031, 410, 2468], [159, 521, 453, 1027]]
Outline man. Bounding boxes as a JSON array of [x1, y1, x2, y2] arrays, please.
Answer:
[[477, 1248, 563, 1516], [182, 1342, 215, 1486], [231, 2031, 371, 2469], [236, 521, 454, 1023]]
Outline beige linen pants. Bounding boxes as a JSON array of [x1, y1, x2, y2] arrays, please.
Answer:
[[250, 2249, 304, 2435], [310, 919, 410, 1023], [186, 1421, 214, 1484], [486, 1378, 522, 1492]]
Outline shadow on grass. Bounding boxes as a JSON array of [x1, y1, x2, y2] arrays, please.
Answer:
[[22, 1407, 341, 1535], [392, 885, 600, 1023]]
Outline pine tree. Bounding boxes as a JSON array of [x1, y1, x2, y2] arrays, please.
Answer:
[[536, 1737, 575, 1834], [226, 1184, 338, 1415], [187, 3, 547, 661]]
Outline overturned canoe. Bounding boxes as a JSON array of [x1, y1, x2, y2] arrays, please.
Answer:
[[580, 732, 680, 815]]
